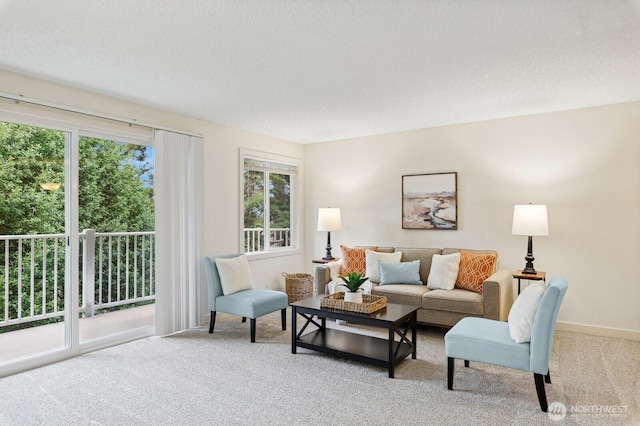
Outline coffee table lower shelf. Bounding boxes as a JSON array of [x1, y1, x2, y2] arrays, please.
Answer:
[[291, 296, 418, 378], [296, 328, 414, 370]]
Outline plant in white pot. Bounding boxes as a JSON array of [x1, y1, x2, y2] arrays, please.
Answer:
[[340, 272, 369, 303]]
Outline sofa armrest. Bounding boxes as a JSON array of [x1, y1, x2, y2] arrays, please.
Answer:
[[481, 269, 514, 321], [314, 265, 331, 295]]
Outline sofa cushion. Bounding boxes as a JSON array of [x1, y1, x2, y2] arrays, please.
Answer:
[[423, 288, 484, 315], [454, 250, 498, 294], [427, 252, 461, 290], [371, 246, 395, 253], [379, 260, 422, 285], [372, 284, 430, 307], [395, 247, 442, 284], [365, 250, 402, 283], [340, 245, 378, 276]]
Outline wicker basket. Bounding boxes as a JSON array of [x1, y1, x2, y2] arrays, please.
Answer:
[[321, 292, 387, 314], [282, 272, 314, 303]]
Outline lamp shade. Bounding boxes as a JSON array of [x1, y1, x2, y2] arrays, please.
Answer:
[[512, 204, 549, 236], [317, 208, 341, 232]]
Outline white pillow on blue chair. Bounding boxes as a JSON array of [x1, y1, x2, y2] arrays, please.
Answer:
[[508, 281, 546, 343], [215, 254, 255, 295]]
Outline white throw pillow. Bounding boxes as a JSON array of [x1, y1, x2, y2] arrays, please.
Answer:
[[508, 281, 546, 343], [215, 255, 255, 295], [327, 259, 344, 280], [426, 252, 461, 290], [365, 250, 402, 283]]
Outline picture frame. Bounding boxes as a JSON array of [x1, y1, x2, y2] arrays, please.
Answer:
[[402, 172, 457, 230]]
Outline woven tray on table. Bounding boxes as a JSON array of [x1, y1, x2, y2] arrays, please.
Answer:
[[282, 272, 314, 303], [321, 292, 387, 314]]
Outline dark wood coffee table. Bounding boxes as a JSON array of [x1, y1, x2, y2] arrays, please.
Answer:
[[290, 295, 418, 378]]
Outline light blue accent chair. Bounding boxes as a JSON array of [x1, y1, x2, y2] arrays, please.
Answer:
[[445, 276, 568, 412], [204, 254, 288, 342]]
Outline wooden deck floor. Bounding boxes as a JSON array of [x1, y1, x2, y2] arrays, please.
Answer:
[[0, 304, 155, 366]]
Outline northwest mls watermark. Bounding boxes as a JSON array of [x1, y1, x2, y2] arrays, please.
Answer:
[[548, 401, 630, 421]]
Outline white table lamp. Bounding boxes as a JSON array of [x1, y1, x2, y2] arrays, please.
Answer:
[[317, 207, 341, 260], [512, 204, 549, 274]]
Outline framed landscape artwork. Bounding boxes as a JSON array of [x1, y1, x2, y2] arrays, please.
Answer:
[[402, 172, 457, 230]]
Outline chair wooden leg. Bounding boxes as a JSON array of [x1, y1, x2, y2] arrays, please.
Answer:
[[464, 360, 469, 368], [534, 373, 548, 412], [281, 308, 287, 330], [250, 318, 256, 342], [208, 311, 216, 333], [242, 317, 247, 323], [545, 370, 551, 384], [447, 357, 455, 390]]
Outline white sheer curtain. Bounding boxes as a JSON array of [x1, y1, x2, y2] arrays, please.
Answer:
[[154, 130, 204, 335]]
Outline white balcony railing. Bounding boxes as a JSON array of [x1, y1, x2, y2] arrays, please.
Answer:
[[244, 228, 291, 253], [0, 230, 155, 329], [1, 227, 288, 329]]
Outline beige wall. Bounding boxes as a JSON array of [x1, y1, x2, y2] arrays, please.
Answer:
[[0, 70, 305, 298], [304, 102, 640, 337], [3, 69, 638, 337]]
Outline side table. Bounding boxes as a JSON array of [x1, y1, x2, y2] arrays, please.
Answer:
[[513, 270, 546, 295]]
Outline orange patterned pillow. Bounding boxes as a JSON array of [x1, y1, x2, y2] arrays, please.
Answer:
[[454, 250, 497, 294], [340, 245, 378, 276]]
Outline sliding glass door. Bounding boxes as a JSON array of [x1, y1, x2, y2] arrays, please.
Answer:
[[0, 120, 155, 372], [77, 134, 155, 344]]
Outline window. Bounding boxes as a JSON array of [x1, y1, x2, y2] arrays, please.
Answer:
[[241, 150, 299, 254]]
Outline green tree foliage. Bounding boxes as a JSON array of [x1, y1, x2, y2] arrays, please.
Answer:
[[243, 171, 290, 229], [0, 123, 65, 235], [243, 170, 264, 229], [79, 137, 154, 232], [0, 123, 154, 234], [269, 173, 290, 229], [243, 169, 291, 251]]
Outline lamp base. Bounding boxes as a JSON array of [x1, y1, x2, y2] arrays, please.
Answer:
[[522, 236, 537, 274], [323, 245, 334, 260], [322, 231, 334, 260]]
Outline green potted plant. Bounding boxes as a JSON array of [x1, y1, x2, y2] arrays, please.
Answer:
[[341, 272, 369, 303]]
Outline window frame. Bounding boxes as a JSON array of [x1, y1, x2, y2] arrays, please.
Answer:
[[239, 148, 301, 259]]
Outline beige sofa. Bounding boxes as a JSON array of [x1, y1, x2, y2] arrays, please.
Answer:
[[314, 247, 513, 328]]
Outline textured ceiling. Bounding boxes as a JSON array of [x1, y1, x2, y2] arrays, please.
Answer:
[[1, 1, 639, 143]]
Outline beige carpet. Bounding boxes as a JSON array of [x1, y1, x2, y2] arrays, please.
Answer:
[[0, 308, 638, 425]]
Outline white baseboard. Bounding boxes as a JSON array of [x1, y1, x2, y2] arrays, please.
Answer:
[[201, 313, 640, 341], [557, 321, 640, 341]]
